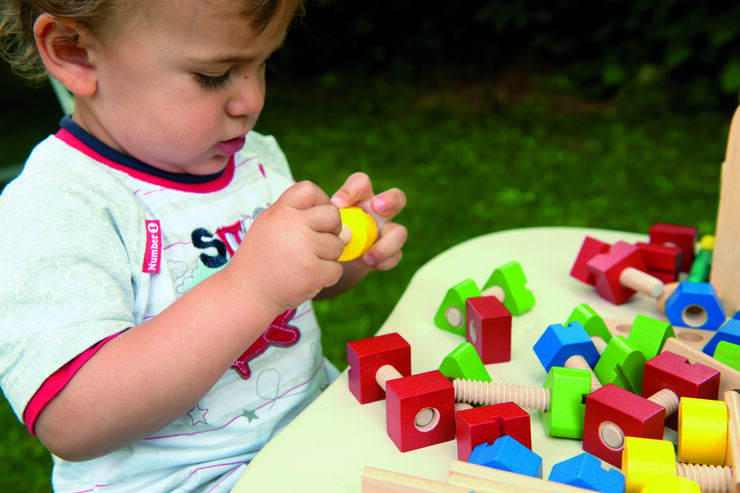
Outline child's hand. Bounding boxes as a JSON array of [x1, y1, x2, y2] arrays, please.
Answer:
[[330, 172, 407, 271], [225, 181, 345, 318]]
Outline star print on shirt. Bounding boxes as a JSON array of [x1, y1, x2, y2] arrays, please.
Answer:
[[242, 409, 259, 422], [186, 404, 209, 426], [231, 308, 301, 379]]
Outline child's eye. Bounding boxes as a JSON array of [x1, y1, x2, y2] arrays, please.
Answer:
[[193, 70, 233, 91]]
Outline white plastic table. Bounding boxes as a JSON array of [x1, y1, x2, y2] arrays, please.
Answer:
[[233, 226, 675, 492]]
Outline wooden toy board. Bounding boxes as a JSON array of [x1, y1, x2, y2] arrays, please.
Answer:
[[233, 227, 685, 492]]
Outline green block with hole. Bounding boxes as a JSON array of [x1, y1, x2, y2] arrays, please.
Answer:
[[438, 342, 491, 382], [482, 261, 535, 316], [566, 303, 611, 345], [433, 278, 480, 336], [541, 366, 591, 439], [593, 335, 646, 395], [627, 314, 675, 361], [713, 340, 740, 371]]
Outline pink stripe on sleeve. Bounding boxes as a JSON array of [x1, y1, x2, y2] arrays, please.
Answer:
[[23, 333, 121, 435]]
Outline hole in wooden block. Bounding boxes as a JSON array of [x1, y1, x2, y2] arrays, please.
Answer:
[[446, 307, 463, 328], [615, 323, 631, 334], [414, 407, 440, 432], [599, 421, 625, 451], [682, 304, 708, 328], [469, 319, 479, 344], [676, 331, 704, 343]]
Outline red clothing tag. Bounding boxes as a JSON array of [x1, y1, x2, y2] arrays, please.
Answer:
[[143, 220, 161, 273]]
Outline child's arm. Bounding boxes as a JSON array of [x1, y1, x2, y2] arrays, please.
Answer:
[[33, 181, 345, 461], [316, 172, 408, 299]]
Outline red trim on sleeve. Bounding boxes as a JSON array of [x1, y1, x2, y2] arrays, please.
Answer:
[[23, 333, 120, 435]]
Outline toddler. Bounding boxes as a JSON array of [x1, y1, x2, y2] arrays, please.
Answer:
[[0, 0, 407, 491]]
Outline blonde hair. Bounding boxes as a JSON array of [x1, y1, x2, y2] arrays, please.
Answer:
[[0, 0, 305, 85]]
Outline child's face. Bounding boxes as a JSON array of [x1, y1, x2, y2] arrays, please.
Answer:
[[76, 0, 288, 175]]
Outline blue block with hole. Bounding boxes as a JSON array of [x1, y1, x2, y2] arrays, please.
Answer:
[[703, 312, 740, 356], [548, 452, 624, 493], [533, 321, 600, 372], [467, 435, 542, 478]]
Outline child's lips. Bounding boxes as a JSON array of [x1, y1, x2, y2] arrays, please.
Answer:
[[216, 135, 246, 155]]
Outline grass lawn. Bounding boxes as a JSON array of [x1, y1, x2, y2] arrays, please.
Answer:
[[0, 68, 732, 490]]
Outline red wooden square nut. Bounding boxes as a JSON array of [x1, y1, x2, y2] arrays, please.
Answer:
[[583, 384, 666, 467], [347, 332, 411, 404], [466, 296, 512, 364], [571, 236, 611, 285], [635, 241, 682, 283], [587, 241, 661, 305], [385, 370, 456, 452], [642, 350, 720, 429], [648, 223, 698, 273], [455, 402, 531, 461]]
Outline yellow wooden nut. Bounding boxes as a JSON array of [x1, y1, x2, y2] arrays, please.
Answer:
[[623, 437, 676, 493], [677, 397, 728, 466], [338, 207, 378, 262], [641, 476, 701, 493]]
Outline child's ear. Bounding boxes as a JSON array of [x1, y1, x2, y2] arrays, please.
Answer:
[[33, 13, 98, 97]]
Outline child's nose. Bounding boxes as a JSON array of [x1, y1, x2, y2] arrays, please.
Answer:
[[226, 77, 265, 118]]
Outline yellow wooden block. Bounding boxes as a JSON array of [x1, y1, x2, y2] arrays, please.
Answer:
[[622, 437, 676, 493], [338, 207, 378, 262], [677, 397, 728, 466], [641, 476, 700, 493]]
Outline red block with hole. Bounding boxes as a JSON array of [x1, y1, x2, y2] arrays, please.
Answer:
[[570, 236, 611, 285], [587, 241, 649, 305], [642, 350, 720, 429], [465, 296, 512, 364], [385, 370, 456, 452], [455, 402, 531, 461], [583, 384, 665, 467], [347, 332, 411, 404], [648, 223, 698, 273], [636, 241, 682, 283]]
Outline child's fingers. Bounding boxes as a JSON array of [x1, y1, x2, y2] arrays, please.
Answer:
[[281, 180, 332, 210], [363, 222, 407, 269], [370, 187, 406, 217], [330, 172, 373, 208]]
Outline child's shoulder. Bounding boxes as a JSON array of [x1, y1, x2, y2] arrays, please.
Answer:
[[241, 130, 293, 181]]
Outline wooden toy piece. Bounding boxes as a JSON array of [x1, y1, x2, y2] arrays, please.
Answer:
[[481, 260, 536, 316], [714, 341, 740, 371], [677, 397, 728, 466], [347, 332, 412, 404], [465, 296, 512, 364], [533, 322, 602, 391], [468, 436, 543, 479], [587, 241, 664, 305], [636, 241, 682, 284], [385, 369, 456, 452], [627, 314, 675, 361], [662, 337, 740, 400], [622, 436, 732, 493], [433, 278, 481, 336], [641, 476, 701, 493], [723, 389, 740, 488], [566, 303, 612, 348], [713, 107, 740, 316], [455, 402, 531, 461], [593, 335, 647, 395], [704, 315, 740, 357], [664, 281, 726, 331], [687, 235, 714, 283], [648, 222, 698, 273], [438, 341, 491, 382], [337, 206, 378, 262], [548, 452, 625, 493], [583, 384, 666, 468], [362, 461, 600, 492], [642, 350, 720, 429], [453, 366, 592, 439], [571, 236, 611, 285]]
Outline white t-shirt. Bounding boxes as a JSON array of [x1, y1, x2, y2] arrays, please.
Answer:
[[0, 118, 335, 492]]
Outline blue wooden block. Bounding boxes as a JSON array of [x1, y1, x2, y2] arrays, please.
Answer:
[[703, 314, 740, 356], [548, 452, 625, 493], [468, 435, 542, 478], [533, 321, 600, 372], [664, 282, 726, 331]]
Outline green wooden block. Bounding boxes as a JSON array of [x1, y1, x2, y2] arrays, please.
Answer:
[[482, 261, 535, 316], [593, 335, 646, 395], [566, 303, 611, 345], [541, 366, 591, 439], [438, 342, 491, 382], [433, 278, 481, 336], [713, 340, 740, 371], [627, 314, 675, 361]]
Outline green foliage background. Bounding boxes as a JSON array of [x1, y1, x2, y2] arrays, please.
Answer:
[[0, 1, 737, 490]]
